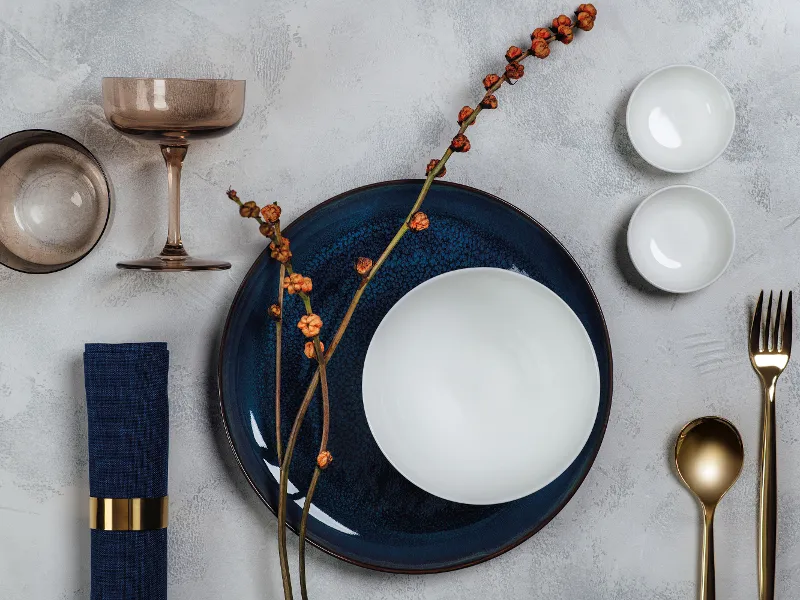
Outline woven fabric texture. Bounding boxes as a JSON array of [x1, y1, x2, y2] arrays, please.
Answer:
[[84, 342, 169, 600]]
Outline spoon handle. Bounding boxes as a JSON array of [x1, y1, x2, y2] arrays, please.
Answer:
[[758, 385, 777, 600], [701, 507, 716, 600]]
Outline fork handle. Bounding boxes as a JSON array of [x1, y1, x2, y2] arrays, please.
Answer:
[[759, 380, 778, 600]]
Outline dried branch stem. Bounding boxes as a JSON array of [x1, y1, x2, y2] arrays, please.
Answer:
[[276, 40, 548, 600], [298, 466, 321, 600], [297, 339, 330, 600], [276, 369, 320, 600], [275, 264, 286, 464], [233, 215, 326, 600], [274, 42, 557, 462], [229, 12, 591, 599]]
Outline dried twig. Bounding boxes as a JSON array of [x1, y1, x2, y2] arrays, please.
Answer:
[[227, 6, 597, 598]]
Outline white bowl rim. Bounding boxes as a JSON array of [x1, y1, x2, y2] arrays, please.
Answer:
[[626, 184, 736, 294], [625, 64, 736, 174]]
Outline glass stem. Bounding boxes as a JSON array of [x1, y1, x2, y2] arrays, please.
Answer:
[[160, 144, 189, 258]]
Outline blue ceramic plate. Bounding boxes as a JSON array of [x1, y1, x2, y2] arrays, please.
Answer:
[[218, 180, 612, 573]]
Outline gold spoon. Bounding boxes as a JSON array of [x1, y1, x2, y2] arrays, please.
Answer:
[[674, 416, 744, 600]]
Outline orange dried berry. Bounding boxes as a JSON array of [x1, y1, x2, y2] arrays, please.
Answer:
[[317, 450, 333, 470], [283, 272, 312, 295], [557, 25, 574, 43], [259, 222, 275, 238], [268, 304, 282, 320], [553, 14, 572, 28], [408, 211, 430, 232], [531, 39, 551, 59], [304, 340, 324, 359], [576, 11, 594, 30], [260, 203, 281, 223], [531, 27, 552, 40], [269, 238, 292, 263], [480, 95, 498, 109], [298, 314, 323, 338], [577, 3, 597, 17], [450, 133, 471, 153], [239, 200, 259, 218], [505, 45, 524, 62], [426, 159, 446, 178], [483, 73, 500, 90], [355, 257, 373, 276], [457, 106, 475, 125], [505, 63, 524, 80]]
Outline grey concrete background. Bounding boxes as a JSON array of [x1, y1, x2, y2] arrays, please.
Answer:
[[2, 0, 800, 598]]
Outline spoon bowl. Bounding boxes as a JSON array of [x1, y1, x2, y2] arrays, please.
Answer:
[[675, 416, 744, 505], [674, 416, 744, 600]]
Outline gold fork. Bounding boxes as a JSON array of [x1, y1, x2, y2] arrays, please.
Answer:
[[750, 290, 792, 600]]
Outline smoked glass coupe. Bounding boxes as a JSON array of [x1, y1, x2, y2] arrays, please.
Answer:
[[102, 77, 245, 271]]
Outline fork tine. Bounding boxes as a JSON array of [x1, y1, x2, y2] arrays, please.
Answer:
[[775, 291, 784, 352], [751, 290, 764, 355], [783, 291, 793, 355], [765, 291, 774, 351]]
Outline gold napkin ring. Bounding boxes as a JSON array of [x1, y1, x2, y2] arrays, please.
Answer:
[[89, 497, 168, 531]]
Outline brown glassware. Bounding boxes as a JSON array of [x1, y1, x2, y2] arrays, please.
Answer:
[[0, 130, 110, 274], [102, 77, 245, 271]]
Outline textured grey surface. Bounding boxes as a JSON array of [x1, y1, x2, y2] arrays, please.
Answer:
[[1, 0, 800, 598]]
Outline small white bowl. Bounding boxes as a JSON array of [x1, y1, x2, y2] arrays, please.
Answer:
[[627, 185, 735, 293], [626, 65, 735, 173]]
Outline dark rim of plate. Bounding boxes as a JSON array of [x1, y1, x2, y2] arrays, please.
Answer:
[[0, 129, 111, 275], [217, 179, 614, 574]]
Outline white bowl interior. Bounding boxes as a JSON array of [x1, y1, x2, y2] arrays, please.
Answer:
[[628, 186, 735, 293], [627, 66, 735, 172], [362, 267, 600, 505]]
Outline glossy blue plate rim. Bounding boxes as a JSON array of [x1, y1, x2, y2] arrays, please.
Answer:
[[217, 179, 613, 574]]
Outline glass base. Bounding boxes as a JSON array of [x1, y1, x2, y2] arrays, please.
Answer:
[[117, 255, 231, 271]]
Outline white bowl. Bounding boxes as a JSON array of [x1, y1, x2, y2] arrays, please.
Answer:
[[627, 185, 735, 293], [362, 267, 600, 505], [626, 65, 735, 173]]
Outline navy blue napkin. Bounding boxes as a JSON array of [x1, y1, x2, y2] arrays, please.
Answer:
[[84, 342, 169, 600]]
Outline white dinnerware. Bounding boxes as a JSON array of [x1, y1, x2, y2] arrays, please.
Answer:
[[626, 65, 735, 173], [627, 185, 735, 293], [362, 267, 600, 505]]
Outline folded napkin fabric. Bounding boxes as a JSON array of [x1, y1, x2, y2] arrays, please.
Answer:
[[84, 342, 169, 600]]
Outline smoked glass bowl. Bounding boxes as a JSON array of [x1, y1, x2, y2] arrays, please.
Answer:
[[0, 129, 110, 274], [102, 77, 245, 271]]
